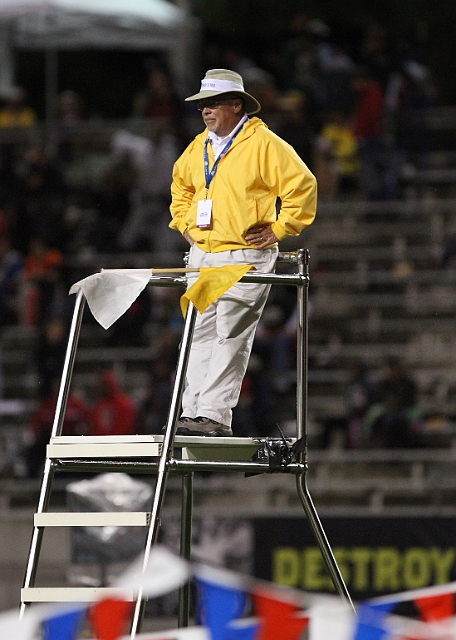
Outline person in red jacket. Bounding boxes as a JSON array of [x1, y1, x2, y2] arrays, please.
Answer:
[[350, 66, 387, 200], [24, 376, 90, 477], [88, 369, 137, 436]]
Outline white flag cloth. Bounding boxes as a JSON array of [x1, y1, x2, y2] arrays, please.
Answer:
[[307, 597, 355, 640], [0, 608, 43, 640], [115, 546, 190, 599], [69, 269, 152, 329]]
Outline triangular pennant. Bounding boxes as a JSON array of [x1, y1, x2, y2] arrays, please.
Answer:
[[88, 598, 132, 640], [195, 575, 249, 640], [180, 264, 253, 316], [353, 603, 396, 640], [42, 607, 85, 640], [414, 592, 454, 622], [368, 581, 456, 609], [251, 587, 308, 640], [226, 620, 261, 640]]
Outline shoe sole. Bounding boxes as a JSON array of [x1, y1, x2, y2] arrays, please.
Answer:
[[176, 427, 233, 437]]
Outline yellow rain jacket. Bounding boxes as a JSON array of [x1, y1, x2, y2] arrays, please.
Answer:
[[169, 116, 317, 253]]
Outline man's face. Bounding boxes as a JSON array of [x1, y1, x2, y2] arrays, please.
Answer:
[[199, 96, 243, 137]]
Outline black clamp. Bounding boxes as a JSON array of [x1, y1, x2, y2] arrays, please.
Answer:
[[247, 427, 306, 476]]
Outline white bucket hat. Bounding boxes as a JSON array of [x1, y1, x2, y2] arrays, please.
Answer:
[[185, 68, 261, 115]]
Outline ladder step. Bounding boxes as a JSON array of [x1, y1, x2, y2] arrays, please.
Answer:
[[48, 435, 263, 461], [21, 587, 135, 603], [181, 440, 261, 461], [47, 439, 162, 459], [34, 512, 151, 527]]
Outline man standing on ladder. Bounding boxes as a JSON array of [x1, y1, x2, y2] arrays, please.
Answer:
[[169, 68, 317, 437]]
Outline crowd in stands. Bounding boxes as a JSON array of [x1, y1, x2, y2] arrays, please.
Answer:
[[24, 368, 137, 477], [0, 14, 439, 475], [320, 356, 421, 451]]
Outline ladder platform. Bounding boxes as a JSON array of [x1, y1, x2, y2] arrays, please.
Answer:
[[21, 587, 135, 603], [34, 512, 151, 527], [47, 435, 263, 462]]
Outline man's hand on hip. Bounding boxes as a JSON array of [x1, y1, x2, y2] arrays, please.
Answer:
[[184, 229, 195, 246], [245, 224, 278, 249]]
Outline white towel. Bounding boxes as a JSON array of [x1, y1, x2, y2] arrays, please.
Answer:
[[69, 269, 152, 329]]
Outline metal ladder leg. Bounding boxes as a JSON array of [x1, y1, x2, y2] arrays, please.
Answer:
[[296, 475, 353, 608], [130, 302, 198, 638], [295, 250, 354, 611], [20, 290, 86, 616], [178, 471, 194, 627]]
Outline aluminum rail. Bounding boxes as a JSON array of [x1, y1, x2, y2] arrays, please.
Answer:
[[146, 271, 309, 288], [20, 288, 86, 617], [130, 301, 198, 637], [53, 459, 308, 474]]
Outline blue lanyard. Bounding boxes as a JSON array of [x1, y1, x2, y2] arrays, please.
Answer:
[[203, 119, 247, 194]]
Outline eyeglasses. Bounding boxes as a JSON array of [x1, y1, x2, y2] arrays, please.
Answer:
[[197, 98, 236, 111]]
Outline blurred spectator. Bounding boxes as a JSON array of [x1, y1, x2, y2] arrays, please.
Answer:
[[350, 66, 387, 200], [317, 42, 355, 116], [56, 89, 86, 163], [314, 109, 359, 199], [0, 86, 37, 128], [364, 357, 420, 448], [92, 153, 137, 253], [223, 47, 259, 78], [232, 354, 277, 438], [35, 317, 68, 399], [17, 144, 68, 250], [131, 62, 182, 135], [88, 370, 137, 437], [359, 23, 394, 91], [320, 358, 377, 449], [58, 89, 85, 125], [384, 59, 435, 197], [149, 288, 184, 364], [114, 126, 181, 253], [253, 284, 298, 396], [0, 145, 22, 207], [438, 235, 456, 268], [24, 376, 90, 478], [202, 41, 225, 71], [136, 357, 174, 434], [0, 232, 23, 326], [53, 204, 92, 257], [281, 16, 340, 127], [22, 236, 64, 326], [396, 19, 430, 67], [280, 13, 323, 103], [243, 67, 283, 132], [277, 90, 315, 168]]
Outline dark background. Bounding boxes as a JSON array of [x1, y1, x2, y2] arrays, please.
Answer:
[[11, 0, 456, 119], [192, 0, 456, 102]]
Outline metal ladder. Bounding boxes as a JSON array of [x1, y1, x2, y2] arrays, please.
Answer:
[[20, 249, 353, 637]]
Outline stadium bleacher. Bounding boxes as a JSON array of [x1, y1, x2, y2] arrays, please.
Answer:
[[1, 108, 456, 513]]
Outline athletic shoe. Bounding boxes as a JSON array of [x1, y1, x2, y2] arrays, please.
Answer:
[[176, 416, 233, 437], [162, 417, 193, 433], [176, 416, 194, 429]]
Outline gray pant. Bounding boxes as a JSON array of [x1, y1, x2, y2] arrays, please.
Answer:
[[182, 245, 278, 427]]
